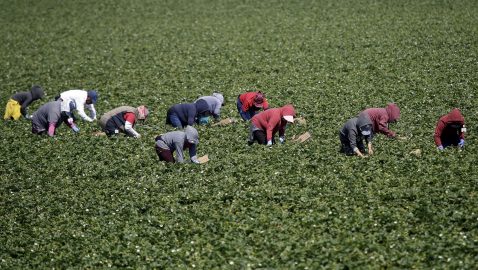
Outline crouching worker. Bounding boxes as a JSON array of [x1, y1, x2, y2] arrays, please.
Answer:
[[99, 105, 149, 138], [339, 113, 373, 157], [195, 93, 225, 124], [360, 103, 400, 138], [434, 108, 466, 150], [237, 91, 269, 121], [154, 126, 200, 164], [166, 101, 209, 128], [4, 85, 45, 120], [248, 104, 295, 146], [57, 89, 98, 122], [31, 100, 80, 137]]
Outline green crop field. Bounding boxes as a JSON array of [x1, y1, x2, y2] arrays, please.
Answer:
[[1, 0, 477, 268]]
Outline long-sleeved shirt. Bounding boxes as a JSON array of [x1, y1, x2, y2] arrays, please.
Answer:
[[167, 101, 209, 126], [100, 106, 140, 137], [340, 116, 373, 152], [195, 95, 223, 118], [239, 92, 269, 112], [361, 103, 400, 137], [155, 131, 197, 163], [11, 86, 44, 116], [251, 105, 295, 141], [362, 108, 394, 137], [434, 108, 465, 146], [60, 90, 96, 122], [30, 101, 79, 136]]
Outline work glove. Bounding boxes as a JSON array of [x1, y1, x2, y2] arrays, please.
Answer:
[[67, 118, 74, 125], [266, 140, 273, 146], [191, 156, 200, 164], [458, 139, 465, 148], [279, 136, 285, 144], [25, 114, 32, 120], [71, 125, 80, 133], [437, 145, 444, 151]]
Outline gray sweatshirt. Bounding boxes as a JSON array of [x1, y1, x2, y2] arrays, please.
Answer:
[[155, 126, 199, 163], [340, 114, 373, 151], [195, 93, 224, 119], [31, 101, 62, 132]]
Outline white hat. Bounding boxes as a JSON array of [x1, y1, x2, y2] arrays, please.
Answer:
[[283, 115, 294, 123]]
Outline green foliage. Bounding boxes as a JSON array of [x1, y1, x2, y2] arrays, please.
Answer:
[[1, 0, 477, 268]]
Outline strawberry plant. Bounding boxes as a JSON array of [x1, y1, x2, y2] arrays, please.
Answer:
[[1, 0, 477, 268]]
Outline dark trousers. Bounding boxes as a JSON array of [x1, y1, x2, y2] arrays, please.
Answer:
[[339, 133, 365, 155], [248, 130, 271, 145], [155, 146, 175, 163], [441, 134, 460, 148], [32, 126, 46, 135]]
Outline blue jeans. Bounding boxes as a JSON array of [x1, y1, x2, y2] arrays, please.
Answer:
[[236, 98, 256, 121], [169, 113, 183, 128]]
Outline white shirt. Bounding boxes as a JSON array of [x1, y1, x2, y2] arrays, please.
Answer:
[[60, 90, 96, 122]]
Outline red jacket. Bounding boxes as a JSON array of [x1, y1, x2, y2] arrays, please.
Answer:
[[362, 103, 400, 137], [239, 92, 269, 112], [251, 104, 295, 141], [434, 108, 465, 146]]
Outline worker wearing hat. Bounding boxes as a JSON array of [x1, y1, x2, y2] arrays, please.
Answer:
[[248, 104, 296, 146], [154, 126, 200, 163], [236, 91, 269, 121], [56, 89, 98, 122], [339, 113, 374, 157], [99, 105, 149, 138], [195, 92, 225, 124]]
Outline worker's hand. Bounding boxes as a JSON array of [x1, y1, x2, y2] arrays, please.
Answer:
[[458, 139, 465, 148], [279, 136, 285, 144], [437, 145, 444, 151]]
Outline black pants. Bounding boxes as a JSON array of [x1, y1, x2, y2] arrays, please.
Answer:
[[441, 134, 460, 147], [339, 133, 365, 155], [250, 130, 276, 145]]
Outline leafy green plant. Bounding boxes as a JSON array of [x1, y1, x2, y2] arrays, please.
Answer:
[[1, 0, 477, 268]]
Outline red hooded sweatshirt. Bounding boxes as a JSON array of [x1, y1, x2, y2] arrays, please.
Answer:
[[362, 103, 400, 137], [434, 108, 465, 146], [239, 92, 269, 112], [251, 104, 296, 141]]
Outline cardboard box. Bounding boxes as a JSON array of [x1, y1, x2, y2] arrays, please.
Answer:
[[212, 118, 236, 126], [292, 131, 311, 143], [197, 155, 209, 164]]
